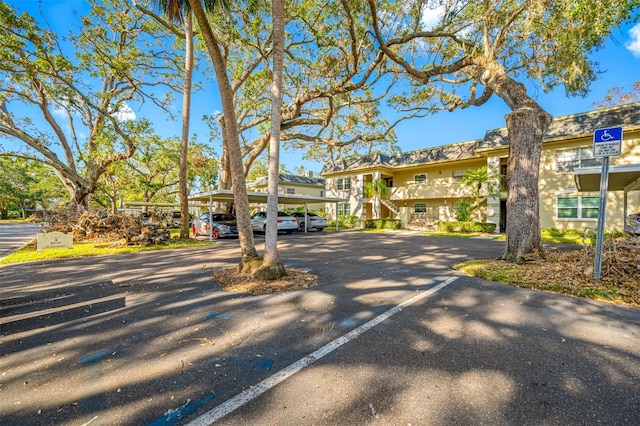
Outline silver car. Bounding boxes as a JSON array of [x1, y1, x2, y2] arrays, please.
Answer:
[[251, 211, 297, 234], [192, 212, 238, 239], [290, 212, 327, 231]]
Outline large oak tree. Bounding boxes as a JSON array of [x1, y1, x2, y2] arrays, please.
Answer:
[[0, 0, 183, 208], [365, 0, 638, 261]]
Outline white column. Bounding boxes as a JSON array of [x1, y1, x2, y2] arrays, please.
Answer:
[[372, 171, 381, 219], [486, 156, 501, 233]]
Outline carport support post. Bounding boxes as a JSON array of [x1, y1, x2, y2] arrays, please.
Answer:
[[208, 194, 213, 242], [593, 156, 610, 281], [304, 202, 308, 233]]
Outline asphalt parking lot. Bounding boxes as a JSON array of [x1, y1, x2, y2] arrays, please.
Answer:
[[1, 230, 639, 425]]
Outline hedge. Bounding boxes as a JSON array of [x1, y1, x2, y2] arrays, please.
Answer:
[[437, 221, 496, 233], [364, 218, 402, 229]]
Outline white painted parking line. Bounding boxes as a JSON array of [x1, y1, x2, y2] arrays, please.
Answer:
[[185, 276, 458, 425]]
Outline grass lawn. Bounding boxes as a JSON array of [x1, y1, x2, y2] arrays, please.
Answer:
[[1, 230, 215, 265]]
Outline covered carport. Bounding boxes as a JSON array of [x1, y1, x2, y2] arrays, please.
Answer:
[[574, 164, 640, 233], [189, 189, 346, 239]]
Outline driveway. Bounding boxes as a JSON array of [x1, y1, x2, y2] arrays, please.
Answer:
[[1, 231, 638, 425], [0, 222, 40, 260]]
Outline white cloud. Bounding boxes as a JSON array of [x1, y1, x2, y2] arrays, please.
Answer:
[[111, 103, 136, 122], [421, 5, 445, 31], [52, 106, 67, 119], [626, 23, 640, 57]]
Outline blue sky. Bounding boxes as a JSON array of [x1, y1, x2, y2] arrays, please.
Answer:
[[5, 0, 640, 175]]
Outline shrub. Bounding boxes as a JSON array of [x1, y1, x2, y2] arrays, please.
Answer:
[[438, 221, 496, 233], [364, 218, 402, 229], [328, 214, 360, 229], [455, 200, 472, 222]]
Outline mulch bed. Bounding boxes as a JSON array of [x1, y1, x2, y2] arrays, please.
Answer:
[[211, 267, 318, 294]]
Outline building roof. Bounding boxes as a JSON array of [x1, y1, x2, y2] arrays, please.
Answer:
[[322, 102, 640, 174], [247, 173, 325, 188], [480, 101, 640, 149], [189, 189, 344, 205], [322, 140, 481, 174]]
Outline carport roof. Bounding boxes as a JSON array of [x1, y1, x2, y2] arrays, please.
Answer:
[[189, 189, 346, 205], [574, 164, 640, 192]]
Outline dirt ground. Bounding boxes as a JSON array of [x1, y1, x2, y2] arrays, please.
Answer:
[[459, 236, 639, 306], [212, 267, 318, 294]]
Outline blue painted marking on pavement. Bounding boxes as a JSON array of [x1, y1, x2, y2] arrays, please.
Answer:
[[340, 319, 357, 327], [259, 359, 274, 370], [80, 349, 115, 364], [185, 277, 459, 425], [146, 394, 215, 426], [206, 312, 229, 319]]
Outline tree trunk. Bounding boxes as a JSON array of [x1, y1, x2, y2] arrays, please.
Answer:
[[480, 62, 552, 262], [503, 107, 548, 261], [188, 0, 259, 263], [262, 0, 286, 277], [215, 138, 231, 213], [179, 13, 194, 239]]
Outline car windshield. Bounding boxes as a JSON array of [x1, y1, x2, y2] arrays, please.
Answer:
[[212, 214, 235, 221]]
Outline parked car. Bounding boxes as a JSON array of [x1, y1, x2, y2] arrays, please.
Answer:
[[167, 211, 182, 228], [192, 212, 238, 239], [251, 211, 297, 234], [290, 212, 327, 231]]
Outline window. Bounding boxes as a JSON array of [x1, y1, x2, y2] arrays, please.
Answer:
[[414, 203, 427, 213], [337, 203, 351, 216], [414, 174, 427, 184], [320, 190, 324, 197], [337, 177, 351, 191], [452, 169, 467, 180], [556, 148, 602, 172], [286, 188, 295, 195], [557, 196, 599, 219]]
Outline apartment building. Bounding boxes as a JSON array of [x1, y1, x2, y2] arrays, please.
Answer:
[[246, 172, 326, 211], [321, 103, 640, 232]]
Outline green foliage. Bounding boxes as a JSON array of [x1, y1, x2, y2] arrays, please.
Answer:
[[328, 215, 360, 229], [199, 0, 401, 167], [454, 200, 472, 222], [364, 178, 389, 199], [0, 157, 68, 218], [438, 221, 497, 233], [364, 218, 401, 229], [369, 0, 638, 110], [0, 0, 182, 206], [459, 166, 503, 221]]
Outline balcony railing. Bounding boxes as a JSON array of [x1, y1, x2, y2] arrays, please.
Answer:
[[389, 182, 469, 200]]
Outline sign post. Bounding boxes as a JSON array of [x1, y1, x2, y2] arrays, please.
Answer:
[[592, 126, 623, 280]]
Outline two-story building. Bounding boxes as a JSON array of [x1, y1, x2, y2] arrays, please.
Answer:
[[246, 172, 326, 212], [322, 102, 640, 232]]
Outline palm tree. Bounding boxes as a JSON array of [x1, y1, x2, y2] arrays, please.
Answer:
[[153, 0, 259, 266], [179, 12, 193, 239], [364, 178, 389, 199], [460, 166, 501, 221], [261, 0, 286, 278]]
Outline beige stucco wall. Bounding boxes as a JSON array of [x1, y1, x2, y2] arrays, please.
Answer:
[[323, 128, 639, 229], [250, 182, 327, 212], [538, 131, 640, 231]]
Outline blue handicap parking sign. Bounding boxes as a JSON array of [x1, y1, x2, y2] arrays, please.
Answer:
[[594, 127, 622, 143], [593, 126, 623, 157]]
